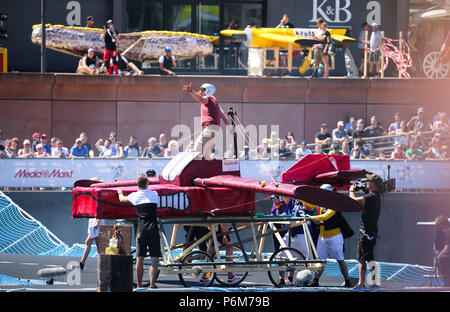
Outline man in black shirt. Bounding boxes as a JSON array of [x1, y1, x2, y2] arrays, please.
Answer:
[[116, 53, 143, 76], [77, 48, 101, 75], [315, 123, 332, 151], [349, 173, 382, 288], [118, 174, 160, 288], [101, 20, 119, 75], [86, 16, 95, 28], [159, 46, 177, 75], [435, 215, 450, 286], [275, 14, 294, 74], [364, 116, 385, 138]]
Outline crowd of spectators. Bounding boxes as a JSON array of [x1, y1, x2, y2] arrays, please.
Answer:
[[0, 108, 448, 161], [0, 130, 176, 160], [244, 107, 449, 161]]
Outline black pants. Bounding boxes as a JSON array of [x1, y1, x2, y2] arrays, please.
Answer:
[[184, 226, 209, 252], [272, 224, 288, 252], [438, 255, 450, 287]]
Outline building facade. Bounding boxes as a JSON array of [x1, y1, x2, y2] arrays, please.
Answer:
[[0, 0, 447, 74]]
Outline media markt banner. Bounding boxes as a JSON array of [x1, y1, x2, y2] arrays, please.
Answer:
[[0, 158, 169, 188], [0, 158, 449, 189]]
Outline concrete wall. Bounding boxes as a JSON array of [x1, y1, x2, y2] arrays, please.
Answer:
[[4, 190, 449, 267], [1, 73, 449, 149]]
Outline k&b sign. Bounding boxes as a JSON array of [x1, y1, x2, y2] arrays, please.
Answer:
[[310, 0, 352, 23]]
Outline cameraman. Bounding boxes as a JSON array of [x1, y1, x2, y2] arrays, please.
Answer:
[[349, 173, 383, 288]]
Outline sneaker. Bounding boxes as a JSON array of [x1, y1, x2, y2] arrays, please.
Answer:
[[306, 279, 319, 287], [79, 262, 84, 270], [227, 275, 241, 284]]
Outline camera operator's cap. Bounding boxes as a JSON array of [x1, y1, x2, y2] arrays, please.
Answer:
[[106, 19, 113, 25], [87, 16, 94, 21], [366, 173, 382, 184]]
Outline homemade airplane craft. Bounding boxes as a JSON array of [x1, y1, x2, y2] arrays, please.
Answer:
[[220, 26, 356, 50], [31, 24, 214, 62], [72, 152, 370, 220]]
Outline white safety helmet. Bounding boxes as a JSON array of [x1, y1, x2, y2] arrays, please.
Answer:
[[320, 184, 335, 191], [200, 83, 216, 96]]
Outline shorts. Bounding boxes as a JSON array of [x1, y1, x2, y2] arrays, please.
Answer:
[[282, 233, 309, 258], [356, 230, 376, 262], [136, 224, 161, 258], [313, 46, 323, 64], [194, 125, 221, 159], [317, 233, 344, 260], [369, 50, 381, 63]]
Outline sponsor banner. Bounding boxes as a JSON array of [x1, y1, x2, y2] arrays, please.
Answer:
[[0, 158, 449, 189]]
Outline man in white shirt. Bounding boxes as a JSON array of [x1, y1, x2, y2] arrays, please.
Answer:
[[118, 174, 160, 288], [368, 23, 384, 76], [312, 18, 325, 74], [358, 22, 370, 74], [51, 139, 69, 158], [296, 141, 312, 159]]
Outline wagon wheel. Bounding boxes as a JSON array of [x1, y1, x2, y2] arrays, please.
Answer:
[[213, 245, 249, 286], [423, 51, 450, 79], [178, 250, 216, 287], [267, 247, 306, 288]]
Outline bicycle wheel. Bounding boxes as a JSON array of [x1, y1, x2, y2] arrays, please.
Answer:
[[178, 250, 215, 287], [267, 247, 306, 288], [214, 245, 249, 286], [423, 51, 450, 79]]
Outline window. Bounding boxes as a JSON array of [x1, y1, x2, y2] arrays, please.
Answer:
[[126, 0, 163, 32]]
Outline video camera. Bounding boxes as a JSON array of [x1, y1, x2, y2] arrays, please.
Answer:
[[353, 178, 396, 194]]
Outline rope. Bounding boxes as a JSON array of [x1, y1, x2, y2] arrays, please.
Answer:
[[232, 113, 278, 182], [209, 196, 272, 215]]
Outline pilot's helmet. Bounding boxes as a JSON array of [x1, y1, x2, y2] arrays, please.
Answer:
[[200, 83, 216, 96], [320, 184, 335, 191]]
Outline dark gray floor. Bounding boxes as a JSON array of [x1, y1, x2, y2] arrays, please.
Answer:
[[1, 253, 448, 292]]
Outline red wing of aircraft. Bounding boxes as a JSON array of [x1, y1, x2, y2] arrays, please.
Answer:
[[72, 153, 369, 220]]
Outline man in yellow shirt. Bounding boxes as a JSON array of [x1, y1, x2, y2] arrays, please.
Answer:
[[305, 184, 352, 287]]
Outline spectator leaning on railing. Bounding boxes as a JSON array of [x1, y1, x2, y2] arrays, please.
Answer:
[[70, 138, 89, 158], [332, 121, 349, 145], [124, 136, 142, 158], [52, 139, 70, 158]]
